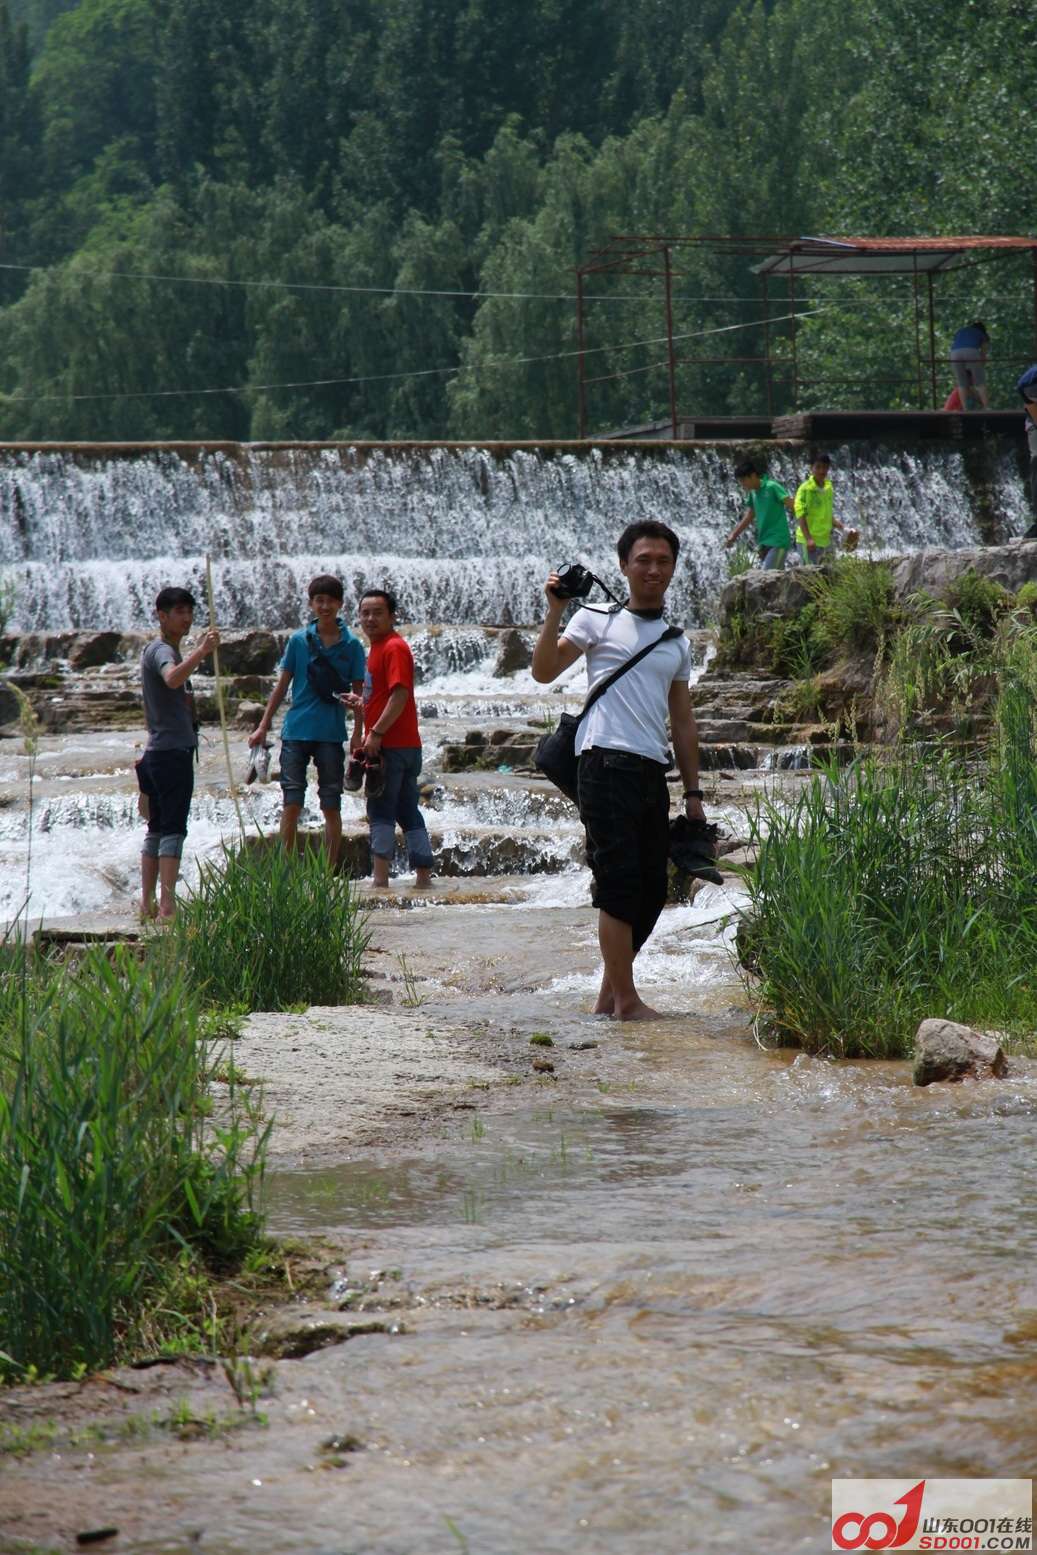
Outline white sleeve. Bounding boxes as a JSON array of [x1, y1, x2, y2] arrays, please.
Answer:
[[671, 635, 693, 682], [560, 607, 598, 652]]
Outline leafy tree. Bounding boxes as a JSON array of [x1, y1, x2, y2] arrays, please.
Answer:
[[154, 0, 266, 186], [32, 0, 158, 188], [3, 0, 1037, 439], [0, 0, 39, 301]]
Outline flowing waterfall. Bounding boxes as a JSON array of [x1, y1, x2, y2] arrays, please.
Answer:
[[0, 443, 1028, 631]]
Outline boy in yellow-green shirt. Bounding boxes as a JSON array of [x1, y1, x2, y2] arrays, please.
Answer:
[[794, 451, 846, 564]]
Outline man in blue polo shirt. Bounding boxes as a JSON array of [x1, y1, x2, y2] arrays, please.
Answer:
[[249, 574, 365, 860]]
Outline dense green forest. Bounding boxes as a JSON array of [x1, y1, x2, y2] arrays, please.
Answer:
[[0, 0, 1035, 440]]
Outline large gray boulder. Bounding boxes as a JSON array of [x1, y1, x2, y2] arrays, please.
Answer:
[[68, 631, 124, 670], [913, 1018, 1008, 1086], [718, 569, 812, 627], [889, 541, 1037, 603], [217, 630, 280, 675], [717, 543, 1037, 637], [492, 628, 533, 677]]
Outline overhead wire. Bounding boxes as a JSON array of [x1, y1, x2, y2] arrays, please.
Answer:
[[0, 258, 942, 307], [4, 307, 831, 404]]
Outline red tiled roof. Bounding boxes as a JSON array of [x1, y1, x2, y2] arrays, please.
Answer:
[[812, 235, 1037, 251]]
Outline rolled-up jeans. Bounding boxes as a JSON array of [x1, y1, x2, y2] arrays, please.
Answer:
[[366, 746, 434, 868]]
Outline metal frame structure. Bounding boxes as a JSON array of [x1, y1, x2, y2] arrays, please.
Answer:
[[574, 235, 1037, 437]]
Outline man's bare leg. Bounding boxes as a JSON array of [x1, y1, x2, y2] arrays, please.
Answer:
[[414, 866, 433, 888], [598, 910, 662, 1021], [592, 971, 614, 1016], [157, 856, 181, 920], [371, 854, 391, 887], [280, 803, 302, 851], [321, 808, 342, 867], [140, 854, 159, 920]]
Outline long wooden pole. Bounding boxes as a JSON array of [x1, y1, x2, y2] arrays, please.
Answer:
[[205, 556, 245, 837]]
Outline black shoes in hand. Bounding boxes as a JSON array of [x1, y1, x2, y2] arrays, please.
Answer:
[[346, 751, 385, 798]]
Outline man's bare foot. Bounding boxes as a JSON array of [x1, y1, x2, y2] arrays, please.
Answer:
[[613, 999, 664, 1022], [140, 900, 158, 923], [413, 869, 433, 889]]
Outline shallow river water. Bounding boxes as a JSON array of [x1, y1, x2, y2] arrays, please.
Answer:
[[249, 996, 1037, 1555]]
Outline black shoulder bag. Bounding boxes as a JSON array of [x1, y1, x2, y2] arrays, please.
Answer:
[[534, 625, 683, 804], [305, 626, 351, 704]]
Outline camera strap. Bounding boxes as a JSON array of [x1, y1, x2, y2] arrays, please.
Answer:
[[575, 624, 683, 725]]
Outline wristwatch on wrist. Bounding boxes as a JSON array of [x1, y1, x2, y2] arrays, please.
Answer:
[[683, 788, 704, 800]]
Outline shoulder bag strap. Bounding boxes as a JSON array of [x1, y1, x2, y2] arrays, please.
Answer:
[[575, 624, 683, 726]]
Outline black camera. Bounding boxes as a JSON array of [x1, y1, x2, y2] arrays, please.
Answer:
[[550, 562, 595, 600]]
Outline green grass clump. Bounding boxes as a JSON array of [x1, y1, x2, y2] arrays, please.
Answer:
[[804, 555, 897, 657], [767, 601, 825, 677], [0, 948, 267, 1382], [944, 568, 1014, 639], [739, 665, 1037, 1058], [726, 539, 756, 578], [173, 842, 369, 1011], [719, 558, 898, 676]]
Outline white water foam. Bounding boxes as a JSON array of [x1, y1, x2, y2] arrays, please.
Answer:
[[0, 443, 1000, 631]]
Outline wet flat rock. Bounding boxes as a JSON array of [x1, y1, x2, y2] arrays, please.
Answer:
[[255, 1309, 392, 1359], [238, 1006, 506, 1165], [0, 911, 144, 944]]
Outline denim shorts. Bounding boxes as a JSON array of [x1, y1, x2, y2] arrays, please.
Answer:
[[280, 739, 345, 810]]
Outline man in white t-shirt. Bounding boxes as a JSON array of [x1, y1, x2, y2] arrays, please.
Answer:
[[532, 521, 706, 1021]]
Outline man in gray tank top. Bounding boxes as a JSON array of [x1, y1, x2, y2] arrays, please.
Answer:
[[137, 586, 218, 920]]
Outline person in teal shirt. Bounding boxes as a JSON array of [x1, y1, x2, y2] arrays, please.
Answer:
[[724, 458, 802, 570], [793, 451, 847, 564], [249, 574, 366, 860]]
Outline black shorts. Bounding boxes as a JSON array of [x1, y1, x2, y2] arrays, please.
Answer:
[[577, 747, 671, 953], [137, 747, 195, 847]]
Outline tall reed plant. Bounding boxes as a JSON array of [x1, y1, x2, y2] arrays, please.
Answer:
[[0, 948, 267, 1380], [173, 841, 369, 1011], [740, 697, 1037, 1058]]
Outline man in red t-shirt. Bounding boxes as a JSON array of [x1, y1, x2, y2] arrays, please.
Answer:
[[356, 589, 434, 888]]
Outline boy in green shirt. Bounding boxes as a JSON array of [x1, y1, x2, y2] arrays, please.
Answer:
[[724, 458, 802, 570], [794, 451, 846, 564]]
